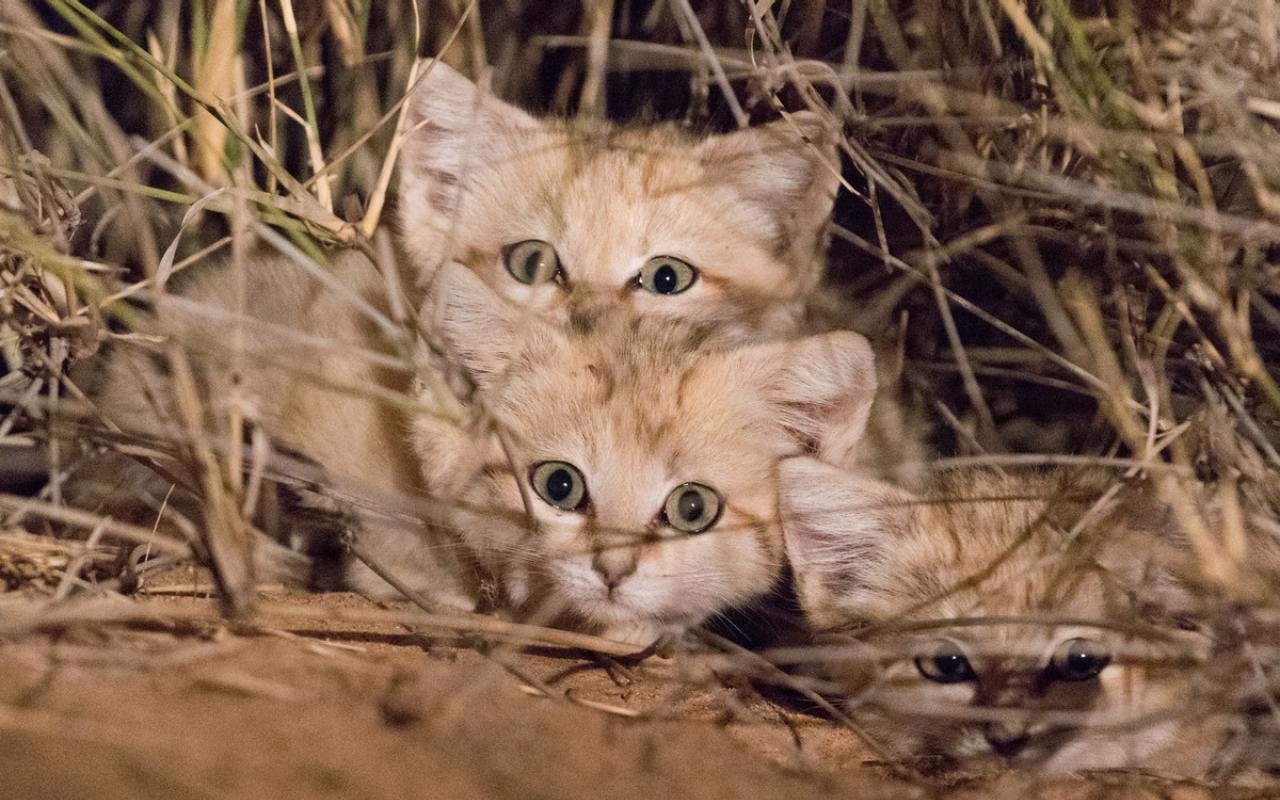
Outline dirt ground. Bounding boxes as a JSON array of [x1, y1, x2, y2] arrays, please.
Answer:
[[0, 582, 1271, 800]]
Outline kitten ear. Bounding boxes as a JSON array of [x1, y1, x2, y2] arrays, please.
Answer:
[[729, 330, 877, 461], [778, 458, 919, 630], [427, 261, 557, 392], [1092, 490, 1207, 624], [699, 112, 840, 282], [398, 61, 538, 245]]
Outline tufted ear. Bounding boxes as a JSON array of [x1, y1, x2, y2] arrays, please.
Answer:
[[722, 329, 877, 463], [398, 61, 538, 257], [1090, 488, 1211, 625], [698, 112, 840, 286], [427, 261, 559, 394], [778, 457, 919, 631]]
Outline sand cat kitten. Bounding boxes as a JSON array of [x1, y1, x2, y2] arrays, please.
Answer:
[[397, 62, 839, 338], [778, 458, 1234, 775], [411, 263, 876, 644]]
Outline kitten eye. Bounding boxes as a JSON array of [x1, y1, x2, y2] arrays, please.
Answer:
[[503, 240, 562, 285], [1049, 638, 1110, 682], [914, 642, 976, 684], [662, 482, 723, 534], [636, 256, 698, 295], [530, 461, 588, 511]]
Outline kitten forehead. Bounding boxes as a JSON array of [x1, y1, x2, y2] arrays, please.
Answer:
[[494, 312, 783, 466], [875, 472, 1124, 619], [782, 461, 1184, 631]]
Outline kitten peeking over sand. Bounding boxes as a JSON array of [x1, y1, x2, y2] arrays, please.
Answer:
[[779, 459, 1240, 776], [397, 62, 840, 339], [413, 263, 875, 644]]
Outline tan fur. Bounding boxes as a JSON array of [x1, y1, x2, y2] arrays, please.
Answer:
[[414, 263, 877, 643], [397, 62, 928, 485], [397, 62, 839, 339], [779, 459, 1238, 776], [78, 251, 475, 605], [823, 341, 928, 488]]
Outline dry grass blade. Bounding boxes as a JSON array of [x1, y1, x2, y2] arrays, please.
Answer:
[[0, 595, 646, 658]]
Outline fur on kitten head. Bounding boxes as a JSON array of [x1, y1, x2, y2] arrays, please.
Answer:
[[397, 61, 840, 337], [779, 459, 1227, 776], [412, 263, 876, 643]]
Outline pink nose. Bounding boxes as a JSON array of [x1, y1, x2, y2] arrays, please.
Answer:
[[592, 549, 638, 590]]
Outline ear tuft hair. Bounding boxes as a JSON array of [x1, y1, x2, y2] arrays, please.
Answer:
[[398, 61, 537, 265], [725, 330, 877, 462], [698, 111, 840, 288], [778, 457, 919, 630]]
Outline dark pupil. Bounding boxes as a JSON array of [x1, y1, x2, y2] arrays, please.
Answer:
[[677, 489, 704, 522], [934, 653, 966, 676], [546, 468, 573, 502], [523, 250, 547, 281], [1068, 651, 1099, 675], [653, 264, 678, 294]]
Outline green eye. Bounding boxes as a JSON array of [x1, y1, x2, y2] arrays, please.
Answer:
[[636, 256, 698, 295], [530, 461, 588, 511], [503, 240, 561, 285], [915, 642, 976, 684], [662, 482, 722, 534], [1049, 638, 1110, 682]]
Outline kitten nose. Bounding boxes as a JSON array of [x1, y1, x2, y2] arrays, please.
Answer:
[[592, 549, 638, 590], [982, 722, 1030, 758]]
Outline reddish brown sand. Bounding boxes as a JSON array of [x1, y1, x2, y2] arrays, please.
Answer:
[[0, 586, 1268, 800]]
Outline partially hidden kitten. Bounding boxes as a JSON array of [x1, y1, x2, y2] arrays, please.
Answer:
[[410, 262, 876, 644], [777, 457, 1241, 776], [397, 62, 840, 339], [75, 251, 478, 608]]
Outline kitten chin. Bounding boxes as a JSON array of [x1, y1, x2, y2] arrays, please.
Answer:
[[779, 458, 1256, 777]]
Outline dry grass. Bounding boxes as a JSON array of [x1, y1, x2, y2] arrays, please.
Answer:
[[1, 0, 1279, 792]]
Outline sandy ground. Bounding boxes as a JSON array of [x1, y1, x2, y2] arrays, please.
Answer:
[[0, 583, 1271, 800]]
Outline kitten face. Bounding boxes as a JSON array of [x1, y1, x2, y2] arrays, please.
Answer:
[[397, 62, 839, 338], [779, 460, 1216, 775], [414, 265, 875, 642]]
